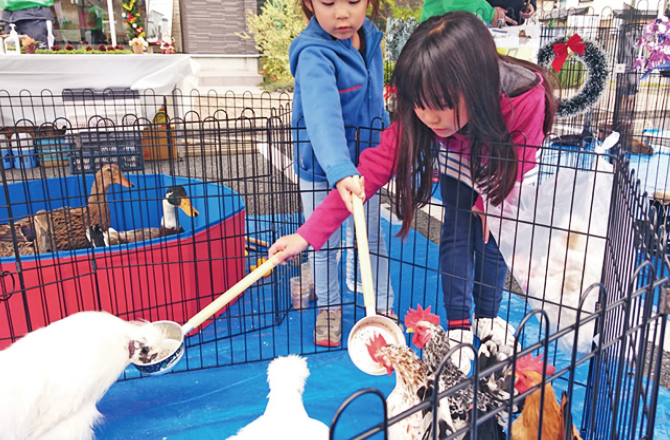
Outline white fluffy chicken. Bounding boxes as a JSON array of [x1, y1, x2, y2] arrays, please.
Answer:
[[227, 355, 329, 440], [0, 311, 168, 440]]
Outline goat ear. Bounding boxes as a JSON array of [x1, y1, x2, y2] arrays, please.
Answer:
[[366, 334, 387, 361]]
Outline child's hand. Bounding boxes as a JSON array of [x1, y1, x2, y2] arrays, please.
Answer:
[[472, 205, 490, 244], [336, 175, 366, 213], [268, 234, 309, 264]]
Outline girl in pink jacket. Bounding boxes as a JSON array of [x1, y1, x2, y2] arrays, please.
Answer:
[[270, 11, 557, 374]]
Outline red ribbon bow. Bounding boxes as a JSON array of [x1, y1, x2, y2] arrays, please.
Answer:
[[552, 34, 586, 72]]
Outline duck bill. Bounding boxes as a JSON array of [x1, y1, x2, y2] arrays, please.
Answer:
[[179, 198, 199, 217], [118, 173, 135, 188]]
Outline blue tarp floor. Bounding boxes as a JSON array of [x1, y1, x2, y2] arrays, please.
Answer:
[[96, 211, 670, 439]]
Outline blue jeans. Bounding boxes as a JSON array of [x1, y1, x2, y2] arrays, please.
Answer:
[[439, 174, 507, 322], [300, 178, 394, 311]]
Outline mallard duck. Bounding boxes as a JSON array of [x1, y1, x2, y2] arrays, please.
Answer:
[[39, 164, 135, 251], [0, 210, 52, 257], [103, 185, 199, 245], [86, 225, 107, 248]]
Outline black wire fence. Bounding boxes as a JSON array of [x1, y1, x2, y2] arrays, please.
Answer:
[[0, 5, 669, 437]]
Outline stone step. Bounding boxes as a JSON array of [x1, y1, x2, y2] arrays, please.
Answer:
[[198, 72, 263, 88], [189, 54, 262, 88]]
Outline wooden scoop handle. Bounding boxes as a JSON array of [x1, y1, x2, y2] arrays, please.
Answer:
[[182, 254, 282, 334], [351, 176, 376, 317]]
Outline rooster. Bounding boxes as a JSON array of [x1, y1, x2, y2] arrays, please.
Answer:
[[367, 333, 454, 440], [512, 354, 583, 440], [227, 355, 329, 440], [0, 311, 168, 440], [405, 305, 510, 439]]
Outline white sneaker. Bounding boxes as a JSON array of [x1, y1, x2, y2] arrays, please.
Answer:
[[447, 329, 474, 375], [474, 317, 520, 359]]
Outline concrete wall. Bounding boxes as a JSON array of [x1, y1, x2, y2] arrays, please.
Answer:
[[179, 0, 258, 55]]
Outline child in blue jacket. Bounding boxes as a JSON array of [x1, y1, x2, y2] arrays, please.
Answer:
[[290, 0, 395, 347]]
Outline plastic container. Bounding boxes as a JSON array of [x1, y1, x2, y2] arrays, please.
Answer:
[[11, 133, 36, 169], [290, 276, 313, 310], [4, 24, 21, 55], [300, 261, 315, 301]]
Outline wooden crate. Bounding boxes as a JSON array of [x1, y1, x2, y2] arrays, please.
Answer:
[[142, 125, 177, 161]]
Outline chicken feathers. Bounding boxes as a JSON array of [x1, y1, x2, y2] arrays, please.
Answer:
[[227, 355, 329, 440], [512, 354, 582, 440], [0, 311, 168, 440], [367, 333, 455, 440]]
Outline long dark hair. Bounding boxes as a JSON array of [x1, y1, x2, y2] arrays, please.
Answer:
[[392, 11, 557, 237]]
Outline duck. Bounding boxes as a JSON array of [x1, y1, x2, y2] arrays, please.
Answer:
[[86, 225, 107, 248], [0, 210, 52, 257], [102, 185, 199, 246], [37, 164, 134, 251]]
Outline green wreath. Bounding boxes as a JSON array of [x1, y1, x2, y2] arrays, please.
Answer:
[[537, 36, 609, 118]]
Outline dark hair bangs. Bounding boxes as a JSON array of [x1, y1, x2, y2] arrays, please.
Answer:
[[394, 40, 461, 112]]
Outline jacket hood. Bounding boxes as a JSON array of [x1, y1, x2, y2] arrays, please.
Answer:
[[500, 60, 540, 98]]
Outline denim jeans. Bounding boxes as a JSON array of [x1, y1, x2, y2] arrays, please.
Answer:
[[439, 174, 508, 321], [300, 178, 394, 311]]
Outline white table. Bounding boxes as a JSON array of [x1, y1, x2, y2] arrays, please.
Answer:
[[0, 54, 199, 127]]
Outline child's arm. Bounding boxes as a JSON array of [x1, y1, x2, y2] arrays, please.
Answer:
[[294, 48, 360, 186], [420, 0, 516, 26], [269, 123, 400, 262]]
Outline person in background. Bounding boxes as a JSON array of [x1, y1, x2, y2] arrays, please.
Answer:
[[0, 0, 54, 49], [87, 0, 107, 45], [271, 11, 557, 374], [290, 0, 395, 347], [420, 0, 518, 26], [486, 0, 536, 25]]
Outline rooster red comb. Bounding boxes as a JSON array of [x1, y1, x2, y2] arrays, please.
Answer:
[[404, 304, 440, 330], [515, 353, 556, 376], [366, 334, 387, 361]]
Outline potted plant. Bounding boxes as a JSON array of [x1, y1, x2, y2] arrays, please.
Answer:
[[130, 36, 147, 54], [21, 36, 36, 54]]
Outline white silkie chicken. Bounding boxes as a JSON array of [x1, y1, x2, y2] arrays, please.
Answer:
[[227, 355, 329, 440], [0, 311, 168, 440]]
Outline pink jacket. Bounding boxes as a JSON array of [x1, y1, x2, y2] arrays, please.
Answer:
[[297, 77, 547, 250]]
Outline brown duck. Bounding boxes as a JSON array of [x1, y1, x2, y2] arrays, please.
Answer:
[[39, 164, 135, 251]]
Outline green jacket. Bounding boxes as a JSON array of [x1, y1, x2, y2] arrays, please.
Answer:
[[0, 0, 53, 12], [420, 0, 494, 23]]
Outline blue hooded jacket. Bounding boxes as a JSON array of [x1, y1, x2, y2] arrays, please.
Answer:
[[290, 17, 390, 186]]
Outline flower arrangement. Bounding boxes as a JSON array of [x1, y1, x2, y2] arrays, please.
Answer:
[[20, 35, 36, 54], [130, 36, 148, 54], [130, 37, 148, 48], [634, 17, 670, 78]]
